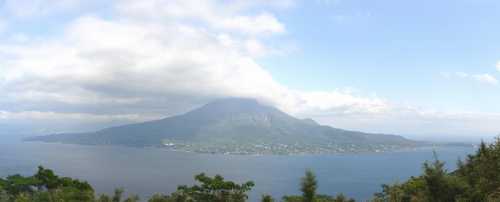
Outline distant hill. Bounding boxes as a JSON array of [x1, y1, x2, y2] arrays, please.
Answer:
[[26, 98, 422, 154]]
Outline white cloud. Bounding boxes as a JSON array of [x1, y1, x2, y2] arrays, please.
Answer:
[[0, 0, 388, 128], [496, 61, 500, 72], [456, 72, 469, 78], [314, 106, 500, 140], [217, 13, 285, 35], [0, 0, 499, 139], [442, 72, 498, 86], [290, 90, 389, 116], [472, 74, 498, 85], [115, 0, 286, 36]]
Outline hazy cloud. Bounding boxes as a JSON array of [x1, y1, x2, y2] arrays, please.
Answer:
[[472, 74, 498, 85], [442, 72, 498, 86], [316, 0, 342, 6], [115, 0, 286, 36], [1, 0, 83, 18], [0, 0, 499, 139], [0, 0, 386, 123], [0, 19, 6, 33], [0, 110, 157, 123]]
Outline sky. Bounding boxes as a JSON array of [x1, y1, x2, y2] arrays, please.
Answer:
[[0, 0, 499, 141]]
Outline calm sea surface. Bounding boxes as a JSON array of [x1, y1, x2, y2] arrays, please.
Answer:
[[0, 139, 474, 201]]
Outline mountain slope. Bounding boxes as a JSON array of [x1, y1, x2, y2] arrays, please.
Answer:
[[26, 98, 421, 154]]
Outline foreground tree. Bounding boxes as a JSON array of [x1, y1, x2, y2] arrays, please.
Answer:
[[0, 166, 95, 201], [175, 173, 254, 202], [301, 170, 317, 202], [283, 170, 355, 202], [146, 173, 254, 202], [261, 194, 275, 202], [372, 138, 500, 202]]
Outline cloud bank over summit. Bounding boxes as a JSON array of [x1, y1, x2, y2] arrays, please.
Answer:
[[0, 0, 499, 139]]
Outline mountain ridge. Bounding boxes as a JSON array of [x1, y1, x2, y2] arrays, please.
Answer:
[[26, 98, 422, 154]]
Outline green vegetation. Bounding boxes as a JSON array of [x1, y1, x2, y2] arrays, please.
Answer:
[[0, 166, 97, 202], [301, 170, 317, 202], [3, 138, 500, 201], [0, 168, 253, 202], [373, 138, 500, 202], [280, 169, 355, 202], [146, 173, 254, 202]]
